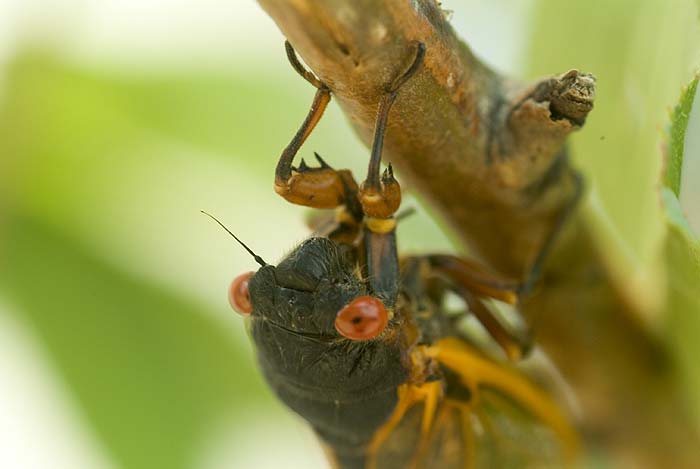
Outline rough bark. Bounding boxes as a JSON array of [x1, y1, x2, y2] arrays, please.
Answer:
[[256, 0, 699, 466]]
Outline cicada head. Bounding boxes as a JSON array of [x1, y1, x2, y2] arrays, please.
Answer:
[[241, 236, 408, 448]]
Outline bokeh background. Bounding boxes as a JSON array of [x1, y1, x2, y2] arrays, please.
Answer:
[[0, 1, 698, 468]]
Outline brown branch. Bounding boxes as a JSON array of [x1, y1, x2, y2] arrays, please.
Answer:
[[257, 0, 699, 466], [259, 0, 592, 275]]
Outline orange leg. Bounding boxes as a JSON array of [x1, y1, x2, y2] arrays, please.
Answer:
[[358, 42, 425, 305], [358, 42, 425, 220], [425, 255, 531, 360], [273, 42, 364, 220], [427, 255, 521, 304], [460, 288, 532, 362]]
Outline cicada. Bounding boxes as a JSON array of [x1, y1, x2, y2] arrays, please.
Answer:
[[215, 41, 578, 469]]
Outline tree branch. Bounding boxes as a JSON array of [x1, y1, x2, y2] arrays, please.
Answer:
[[259, 0, 593, 275], [257, 0, 699, 466]]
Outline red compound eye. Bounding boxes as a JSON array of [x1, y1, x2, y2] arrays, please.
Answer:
[[229, 272, 254, 315], [335, 296, 388, 341]]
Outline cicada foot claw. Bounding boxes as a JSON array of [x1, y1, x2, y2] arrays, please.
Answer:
[[359, 163, 402, 219]]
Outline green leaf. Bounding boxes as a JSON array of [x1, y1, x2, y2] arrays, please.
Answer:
[[0, 215, 270, 469], [662, 191, 700, 427], [661, 72, 700, 427], [664, 75, 699, 195]]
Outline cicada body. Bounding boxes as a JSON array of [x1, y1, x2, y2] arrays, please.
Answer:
[[244, 244, 575, 468], [219, 42, 578, 469]]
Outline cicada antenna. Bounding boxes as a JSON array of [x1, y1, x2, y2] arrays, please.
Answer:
[[201, 210, 267, 267]]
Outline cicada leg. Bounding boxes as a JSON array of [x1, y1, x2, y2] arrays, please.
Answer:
[[356, 42, 425, 305], [459, 288, 532, 362], [423, 255, 532, 361], [357, 41, 425, 220], [423, 166, 583, 360], [273, 41, 364, 226], [518, 170, 584, 296], [427, 255, 521, 305]]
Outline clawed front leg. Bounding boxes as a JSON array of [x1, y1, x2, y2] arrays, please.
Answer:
[[273, 41, 363, 221], [359, 42, 425, 305], [358, 42, 426, 220], [275, 151, 363, 216]]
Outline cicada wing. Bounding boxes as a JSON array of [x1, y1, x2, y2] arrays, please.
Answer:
[[372, 402, 466, 469], [465, 387, 571, 468], [371, 394, 570, 469], [369, 351, 575, 469]]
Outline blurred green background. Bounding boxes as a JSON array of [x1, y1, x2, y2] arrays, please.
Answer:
[[0, 1, 698, 468]]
